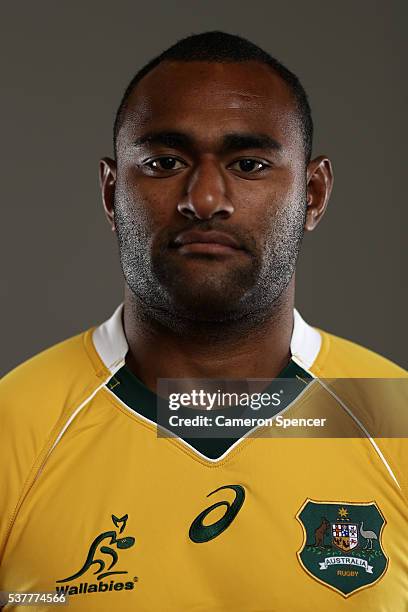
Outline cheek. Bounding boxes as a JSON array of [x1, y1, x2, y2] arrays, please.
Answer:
[[116, 169, 178, 228], [237, 173, 306, 243], [262, 169, 306, 221], [233, 177, 296, 225], [271, 165, 306, 201]]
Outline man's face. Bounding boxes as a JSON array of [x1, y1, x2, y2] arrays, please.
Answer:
[[113, 61, 307, 323]]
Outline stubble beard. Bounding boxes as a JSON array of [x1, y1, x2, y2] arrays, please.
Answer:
[[114, 194, 306, 331]]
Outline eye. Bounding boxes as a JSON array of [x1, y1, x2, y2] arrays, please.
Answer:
[[228, 158, 270, 174], [145, 156, 187, 171]]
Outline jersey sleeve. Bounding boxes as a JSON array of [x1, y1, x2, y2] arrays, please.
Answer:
[[0, 330, 105, 561]]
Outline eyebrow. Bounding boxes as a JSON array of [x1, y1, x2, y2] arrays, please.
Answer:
[[133, 131, 193, 149], [221, 133, 282, 153], [133, 131, 282, 153]]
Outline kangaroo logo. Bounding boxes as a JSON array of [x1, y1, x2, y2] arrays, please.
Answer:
[[57, 514, 135, 583]]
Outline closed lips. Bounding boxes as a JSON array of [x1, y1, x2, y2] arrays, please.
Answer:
[[174, 231, 242, 249]]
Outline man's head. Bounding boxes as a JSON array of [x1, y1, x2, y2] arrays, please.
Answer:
[[100, 31, 333, 327], [113, 31, 313, 164]]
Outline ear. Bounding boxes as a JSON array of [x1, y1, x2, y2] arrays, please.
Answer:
[[305, 156, 334, 231], [99, 157, 117, 231]]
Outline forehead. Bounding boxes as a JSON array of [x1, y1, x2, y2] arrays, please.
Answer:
[[118, 61, 301, 150]]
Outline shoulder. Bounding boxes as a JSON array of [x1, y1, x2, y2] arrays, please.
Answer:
[[0, 328, 110, 496], [0, 328, 113, 555], [310, 328, 408, 500], [0, 327, 110, 462], [0, 328, 108, 412], [0, 327, 113, 552], [311, 328, 407, 378], [0, 304, 125, 451]]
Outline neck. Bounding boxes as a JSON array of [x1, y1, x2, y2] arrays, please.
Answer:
[[123, 282, 295, 391]]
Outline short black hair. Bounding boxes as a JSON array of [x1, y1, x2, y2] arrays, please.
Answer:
[[114, 31, 313, 162]]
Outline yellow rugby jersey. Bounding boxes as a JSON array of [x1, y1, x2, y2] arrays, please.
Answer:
[[0, 306, 407, 611]]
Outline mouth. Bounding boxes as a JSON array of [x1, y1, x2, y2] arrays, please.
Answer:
[[172, 230, 245, 256]]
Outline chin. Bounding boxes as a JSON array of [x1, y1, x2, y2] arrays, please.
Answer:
[[151, 255, 261, 321], [167, 285, 251, 322]]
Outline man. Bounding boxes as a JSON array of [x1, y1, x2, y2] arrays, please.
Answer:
[[0, 32, 407, 611]]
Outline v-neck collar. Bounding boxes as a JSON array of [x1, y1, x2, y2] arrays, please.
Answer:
[[105, 357, 314, 460], [93, 304, 320, 460]]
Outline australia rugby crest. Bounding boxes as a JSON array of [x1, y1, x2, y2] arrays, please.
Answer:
[[296, 499, 388, 597]]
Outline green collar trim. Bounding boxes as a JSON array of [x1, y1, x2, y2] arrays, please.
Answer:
[[106, 359, 313, 460]]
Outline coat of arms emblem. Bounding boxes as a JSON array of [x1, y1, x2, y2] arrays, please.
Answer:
[[296, 499, 388, 597]]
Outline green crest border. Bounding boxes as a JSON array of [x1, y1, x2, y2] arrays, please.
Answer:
[[296, 498, 388, 598]]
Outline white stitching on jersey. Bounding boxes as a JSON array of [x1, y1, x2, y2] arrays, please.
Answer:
[[103, 378, 318, 464], [316, 379, 401, 490], [36, 361, 125, 477]]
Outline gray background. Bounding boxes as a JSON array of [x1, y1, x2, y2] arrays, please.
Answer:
[[1, 0, 406, 375]]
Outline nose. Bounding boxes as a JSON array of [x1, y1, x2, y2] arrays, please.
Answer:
[[177, 158, 234, 220]]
